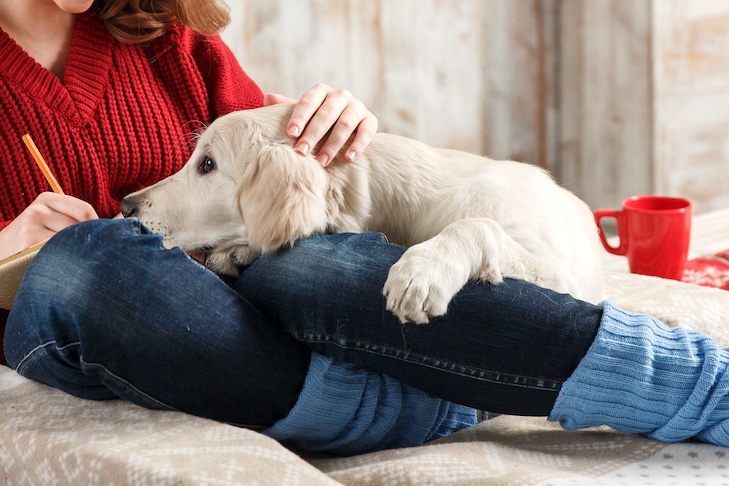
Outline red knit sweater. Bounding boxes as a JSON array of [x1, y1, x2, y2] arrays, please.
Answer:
[[0, 10, 264, 227], [0, 10, 265, 361]]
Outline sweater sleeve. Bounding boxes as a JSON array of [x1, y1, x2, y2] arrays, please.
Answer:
[[187, 30, 265, 117]]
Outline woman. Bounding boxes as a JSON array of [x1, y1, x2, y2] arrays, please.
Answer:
[[0, 0, 476, 456], [5, 0, 729, 455]]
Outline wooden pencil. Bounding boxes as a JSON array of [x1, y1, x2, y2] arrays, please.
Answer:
[[22, 134, 64, 195]]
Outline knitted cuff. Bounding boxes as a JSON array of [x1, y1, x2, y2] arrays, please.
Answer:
[[548, 300, 729, 445], [263, 352, 477, 455]]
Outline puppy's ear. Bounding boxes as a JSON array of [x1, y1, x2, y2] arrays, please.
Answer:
[[239, 144, 330, 252]]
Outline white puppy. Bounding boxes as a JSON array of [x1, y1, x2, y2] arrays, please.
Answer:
[[121, 103, 604, 324]]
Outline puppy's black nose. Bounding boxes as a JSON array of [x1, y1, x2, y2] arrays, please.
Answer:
[[120, 197, 138, 218]]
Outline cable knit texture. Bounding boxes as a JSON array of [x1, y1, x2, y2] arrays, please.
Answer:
[[264, 353, 478, 456], [549, 300, 729, 446], [0, 9, 263, 228], [0, 9, 263, 346]]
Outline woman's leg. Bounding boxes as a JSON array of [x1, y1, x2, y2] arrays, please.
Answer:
[[550, 301, 729, 446], [5, 218, 310, 429], [236, 232, 603, 416], [238, 232, 729, 446], [5, 220, 476, 454]]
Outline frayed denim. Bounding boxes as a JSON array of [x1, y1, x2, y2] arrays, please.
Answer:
[[6, 218, 310, 428]]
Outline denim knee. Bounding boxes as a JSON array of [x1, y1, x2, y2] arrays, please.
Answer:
[[5, 219, 165, 368], [236, 232, 404, 299], [6, 219, 314, 419], [271, 232, 399, 269]]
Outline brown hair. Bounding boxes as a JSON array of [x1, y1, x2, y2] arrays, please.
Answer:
[[95, 0, 231, 44]]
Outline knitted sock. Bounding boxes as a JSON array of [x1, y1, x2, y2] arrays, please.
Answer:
[[548, 301, 729, 445], [263, 353, 478, 456]]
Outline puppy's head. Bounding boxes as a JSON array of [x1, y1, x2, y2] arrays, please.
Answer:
[[120, 103, 331, 275]]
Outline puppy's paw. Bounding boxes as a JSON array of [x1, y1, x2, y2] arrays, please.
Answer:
[[205, 245, 262, 277], [383, 246, 470, 324], [205, 250, 241, 277]]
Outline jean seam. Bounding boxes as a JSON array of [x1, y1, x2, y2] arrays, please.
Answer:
[[293, 331, 564, 392], [78, 357, 177, 411], [17, 340, 177, 412], [15, 341, 65, 373]]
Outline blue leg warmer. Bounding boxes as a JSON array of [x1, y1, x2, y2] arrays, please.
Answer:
[[549, 301, 729, 445], [263, 353, 478, 456]]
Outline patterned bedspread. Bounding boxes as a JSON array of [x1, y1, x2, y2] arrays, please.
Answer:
[[2, 270, 729, 485]]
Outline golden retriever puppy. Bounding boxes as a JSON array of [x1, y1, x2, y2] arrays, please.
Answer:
[[121, 103, 604, 324]]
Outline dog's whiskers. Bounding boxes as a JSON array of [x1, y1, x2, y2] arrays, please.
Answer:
[[175, 121, 208, 154]]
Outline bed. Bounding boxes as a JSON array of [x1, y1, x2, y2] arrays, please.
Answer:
[[2, 211, 729, 484]]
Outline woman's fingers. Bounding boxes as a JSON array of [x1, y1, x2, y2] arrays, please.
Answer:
[[285, 84, 378, 166]]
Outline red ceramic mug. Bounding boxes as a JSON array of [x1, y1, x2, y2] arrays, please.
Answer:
[[594, 195, 692, 280]]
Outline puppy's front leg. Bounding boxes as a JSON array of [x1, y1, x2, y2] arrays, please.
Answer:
[[382, 218, 568, 324], [383, 236, 471, 324]]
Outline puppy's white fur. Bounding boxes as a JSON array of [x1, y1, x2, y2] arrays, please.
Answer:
[[122, 103, 604, 323]]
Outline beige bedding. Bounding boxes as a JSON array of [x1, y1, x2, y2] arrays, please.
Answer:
[[2, 270, 729, 485]]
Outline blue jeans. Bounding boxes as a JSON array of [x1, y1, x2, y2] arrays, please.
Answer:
[[237, 232, 603, 416], [5, 219, 602, 425], [5, 219, 310, 429]]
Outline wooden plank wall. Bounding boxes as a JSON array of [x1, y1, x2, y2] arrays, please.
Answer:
[[222, 0, 557, 168], [653, 0, 729, 214], [222, 1, 729, 214], [557, 0, 653, 210]]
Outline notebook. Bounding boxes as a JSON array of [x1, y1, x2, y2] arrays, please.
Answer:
[[0, 240, 46, 310]]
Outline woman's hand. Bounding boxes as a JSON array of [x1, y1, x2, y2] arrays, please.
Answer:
[[0, 192, 98, 260], [264, 83, 378, 167]]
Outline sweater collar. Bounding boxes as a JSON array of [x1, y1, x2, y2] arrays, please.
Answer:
[[0, 10, 114, 126]]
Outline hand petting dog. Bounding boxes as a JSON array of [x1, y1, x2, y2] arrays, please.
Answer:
[[265, 83, 378, 166]]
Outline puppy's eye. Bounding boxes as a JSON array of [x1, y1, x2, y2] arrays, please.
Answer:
[[199, 157, 216, 174]]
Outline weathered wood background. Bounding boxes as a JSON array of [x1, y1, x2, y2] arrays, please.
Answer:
[[223, 0, 729, 215]]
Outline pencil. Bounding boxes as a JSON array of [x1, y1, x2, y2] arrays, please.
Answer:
[[22, 134, 64, 195]]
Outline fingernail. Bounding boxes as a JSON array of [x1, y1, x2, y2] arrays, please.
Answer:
[[317, 153, 330, 166], [288, 124, 300, 137], [346, 150, 357, 162], [296, 142, 309, 156]]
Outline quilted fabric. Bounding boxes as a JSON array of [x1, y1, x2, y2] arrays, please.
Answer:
[[0, 368, 340, 485]]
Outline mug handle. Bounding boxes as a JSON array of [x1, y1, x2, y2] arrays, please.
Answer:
[[594, 208, 627, 255]]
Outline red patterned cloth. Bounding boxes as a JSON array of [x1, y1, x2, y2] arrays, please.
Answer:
[[682, 249, 729, 290]]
